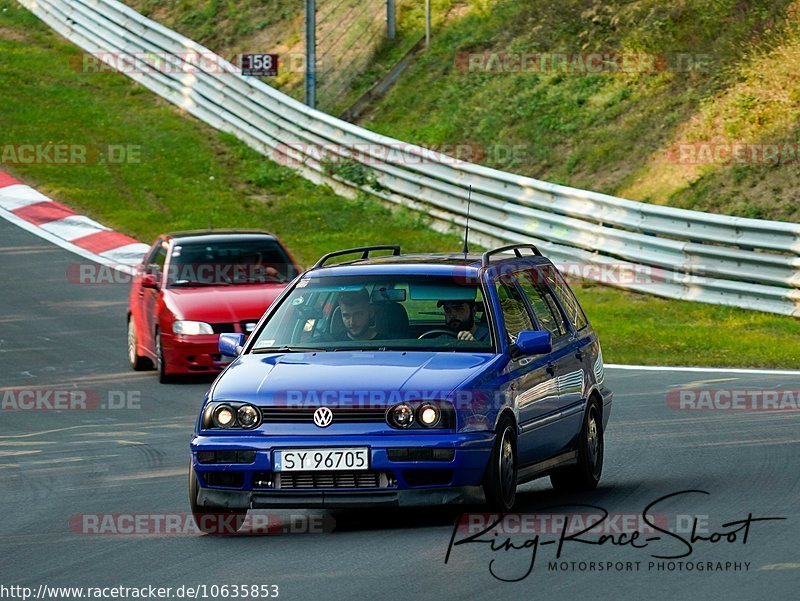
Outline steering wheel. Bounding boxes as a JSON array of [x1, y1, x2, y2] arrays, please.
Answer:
[[418, 329, 458, 339]]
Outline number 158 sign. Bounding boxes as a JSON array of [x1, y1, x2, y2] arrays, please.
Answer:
[[240, 54, 278, 77]]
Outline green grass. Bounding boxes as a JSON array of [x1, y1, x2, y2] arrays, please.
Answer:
[[2, 1, 800, 368], [362, 0, 800, 222], [125, 0, 300, 50]]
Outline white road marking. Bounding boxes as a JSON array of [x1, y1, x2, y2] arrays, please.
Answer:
[[606, 364, 800, 376]]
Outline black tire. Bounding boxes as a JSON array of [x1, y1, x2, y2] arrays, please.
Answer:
[[155, 330, 174, 384], [188, 463, 247, 535], [127, 317, 151, 371], [550, 399, 604, 492], [483, 415, 518, 511]]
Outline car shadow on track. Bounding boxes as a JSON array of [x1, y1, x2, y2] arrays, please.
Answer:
[[325, 483, 634, 534]]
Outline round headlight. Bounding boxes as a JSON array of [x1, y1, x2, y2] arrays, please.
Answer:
[[419, 404, 440, 427], [213, 405, 235, 428], [391, 404, 414, 428], [237, 404, 260, 429]]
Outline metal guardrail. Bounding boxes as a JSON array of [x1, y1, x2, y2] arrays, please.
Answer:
[[17, 0, 800, 316]]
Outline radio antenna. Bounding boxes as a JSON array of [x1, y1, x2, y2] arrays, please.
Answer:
[[462, 185, 472, 256]]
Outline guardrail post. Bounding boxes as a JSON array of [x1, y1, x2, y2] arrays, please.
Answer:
[[305, 0, 317, 109], [387, 0, 396, 39], [425, 0, 431, 47]]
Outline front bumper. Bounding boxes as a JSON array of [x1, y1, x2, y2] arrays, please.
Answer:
[[199, 485, 485, 509], [191, 432, 495, 509], [162, 333, 234, 374]]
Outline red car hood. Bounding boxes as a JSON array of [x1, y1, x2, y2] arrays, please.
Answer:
[[163, 284, 286, 324]]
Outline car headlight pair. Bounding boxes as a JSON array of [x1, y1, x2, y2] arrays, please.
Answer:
[[388, 403, 442, 429], [172, 320, 214, 335], [210, 403, 261, 429]]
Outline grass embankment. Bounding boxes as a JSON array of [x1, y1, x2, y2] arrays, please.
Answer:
[[1, 1, 799, 368], [364, 0, 800, 223]]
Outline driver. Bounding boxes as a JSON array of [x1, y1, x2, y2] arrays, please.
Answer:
[[438, 299, 489, 341], [338, 288, 378, 341]]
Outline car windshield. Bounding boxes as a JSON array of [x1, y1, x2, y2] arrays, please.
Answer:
[[249, 274, 494, 352], [166, 239, 297, 287]]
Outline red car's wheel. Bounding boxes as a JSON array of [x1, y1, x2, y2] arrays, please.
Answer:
[[155, 330, 175, 384], [127, 317, 151, 371]]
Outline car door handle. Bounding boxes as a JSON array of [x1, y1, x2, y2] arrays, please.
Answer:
[[546, 363, 555, 377]]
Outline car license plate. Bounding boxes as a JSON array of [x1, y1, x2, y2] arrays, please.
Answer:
[[274, 448, 369, 472]]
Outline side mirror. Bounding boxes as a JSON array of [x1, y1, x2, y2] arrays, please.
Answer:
[[141, 273, 160, 289], [219, 333, 246, 357], [515, 330, 552, 355]]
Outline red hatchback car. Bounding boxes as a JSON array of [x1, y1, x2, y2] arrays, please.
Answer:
[[127, 230, 299, 382]]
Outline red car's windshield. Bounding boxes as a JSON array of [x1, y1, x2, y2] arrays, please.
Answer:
[[167, 240, 298, 287]]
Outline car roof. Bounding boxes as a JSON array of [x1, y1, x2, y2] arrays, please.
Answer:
[[164, 230, 279, 245], [305, 252, 550, 278]]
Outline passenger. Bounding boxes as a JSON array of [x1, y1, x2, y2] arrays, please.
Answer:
[[338, 289, 378, 341], [438, 299, 489, 341]]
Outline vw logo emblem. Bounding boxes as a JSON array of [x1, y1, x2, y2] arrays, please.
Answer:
[[313, 407, 333, 428]]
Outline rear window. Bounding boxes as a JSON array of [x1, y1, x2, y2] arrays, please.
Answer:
[[515, 270, 568, 338], [542, 266, 588, 331]]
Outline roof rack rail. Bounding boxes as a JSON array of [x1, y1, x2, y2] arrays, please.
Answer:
[[481, 244, 542, 267], [313, 245, 401, 269]]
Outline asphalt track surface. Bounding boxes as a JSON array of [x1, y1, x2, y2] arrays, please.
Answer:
[[1, 218, 799, 600]]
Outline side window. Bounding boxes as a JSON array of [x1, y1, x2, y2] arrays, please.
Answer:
[[542, 267, 588, 331], [149, 242, 168, 275], [516, 270, 569, 339], [142, 239, 162, 267], [494, 279, 534, 344]]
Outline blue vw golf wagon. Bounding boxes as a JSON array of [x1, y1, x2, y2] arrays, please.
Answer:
[[189, 244, 612, 531]]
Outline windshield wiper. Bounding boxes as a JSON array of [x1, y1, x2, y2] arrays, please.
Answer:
[[229, 277, 288, 285], [170, 280, 231, 287], [251, 346, 328, 354]]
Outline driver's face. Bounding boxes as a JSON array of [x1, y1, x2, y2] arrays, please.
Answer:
[[340, 302, 373, 338], [443, 302, 475, 333]]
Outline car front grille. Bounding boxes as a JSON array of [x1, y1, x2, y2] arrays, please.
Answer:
[[259, 407, 387, 424], [253, 471, 392, 489], [211, 323, 237, 334]]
